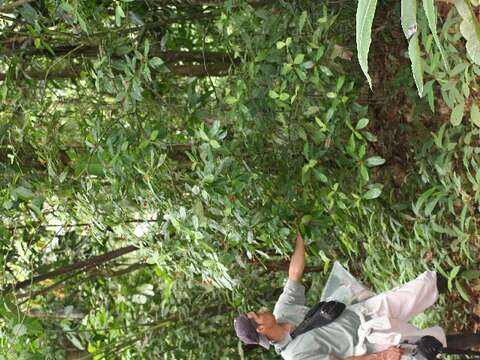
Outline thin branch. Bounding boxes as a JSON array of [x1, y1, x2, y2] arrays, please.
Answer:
[[0, 0, 33, 13]]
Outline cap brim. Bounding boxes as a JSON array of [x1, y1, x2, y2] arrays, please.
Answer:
[[258, 334, 270, 349]]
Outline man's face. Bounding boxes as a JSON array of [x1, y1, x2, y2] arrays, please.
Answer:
[[247, 308, 276, 334]]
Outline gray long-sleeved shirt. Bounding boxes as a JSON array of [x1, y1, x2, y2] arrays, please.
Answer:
[[272, 280, 361, 360]]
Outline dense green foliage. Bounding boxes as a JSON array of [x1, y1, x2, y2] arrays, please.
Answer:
[[0, 0, 479, 359]]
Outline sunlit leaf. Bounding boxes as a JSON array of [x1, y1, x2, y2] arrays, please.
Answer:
[[356, 0, 378, 88]]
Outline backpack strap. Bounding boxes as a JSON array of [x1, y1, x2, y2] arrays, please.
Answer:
[[291, 301, 346, 339]]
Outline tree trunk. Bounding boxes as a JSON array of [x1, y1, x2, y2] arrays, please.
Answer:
[[0, 62, 231, 81], [16, 262, 150, 301], [1, 245, 139, 294], [2, 46, 232, 64], [0, 68, 81, 81], [27, 309, 86, 320]]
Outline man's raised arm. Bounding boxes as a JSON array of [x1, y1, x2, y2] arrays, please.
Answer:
[[288, 232, 305, 283]]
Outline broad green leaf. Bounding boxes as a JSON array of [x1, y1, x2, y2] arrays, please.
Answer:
[[294, 54, 305, 64], [423, 0, 450, 70], [450, 102, 465, 126], [12, 324, 27, 337], [356, 118, 369, 130], [268, 90, 279, 99], [471, 103, 480, 127], [366, 156, 386, 167], [210, 139, 220, 149], [13, 186, 34, 201], [455, 0, 480, 65], [225, 96, 238, 105], [363, 187, 382, 199], [356, 0, 378, 88], [461, 269, 480, 280], [149, 57, 164, 68]]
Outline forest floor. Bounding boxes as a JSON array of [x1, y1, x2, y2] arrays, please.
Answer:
[[363, 5, 480, 338]]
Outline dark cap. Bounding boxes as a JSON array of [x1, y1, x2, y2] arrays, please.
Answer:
[[233, 314, 270, 349]]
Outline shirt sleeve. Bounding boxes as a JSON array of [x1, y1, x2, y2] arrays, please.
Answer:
[[281, 352, 334, 360], [276, 279, 306, 307]]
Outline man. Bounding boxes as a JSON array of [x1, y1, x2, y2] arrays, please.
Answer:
[[234, 233, 479, 360]]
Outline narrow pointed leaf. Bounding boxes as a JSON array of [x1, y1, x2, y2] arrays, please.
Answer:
[[401, 0, 424, 96], [423, 0, 450, 70], [401, 0, 417, 40], [409, 33, 424, 97], [356, 0, 378, 89]]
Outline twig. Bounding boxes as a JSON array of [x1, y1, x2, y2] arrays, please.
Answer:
[[0, 0, 33, 13]]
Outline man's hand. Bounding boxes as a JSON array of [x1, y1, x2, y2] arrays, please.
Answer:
[[288, 232, 305, 282], [378, 347, 404, 360], [345, 347, 404, 360]]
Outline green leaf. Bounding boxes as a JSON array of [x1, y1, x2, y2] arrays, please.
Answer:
[[209, 140, 220, 149], [455, 0, 480, 65], [450, 102, 465, 126], [356, 118, 369, 130], [115, 4, 125, 27], [363, 187, 382, 200], [470, 103, 480, 127], [12, 324, 27, 337], [461, 269, 480, 280], [13, 187, 34, 201], [408, 33, 424, 97], [360, 165, 369, 181], [77, 14, 88, 34], [455, 280, 471, 302], [298, 10, 308, 33], [225, 96, 238, 105], [268, 90, 279, 99], [366, 156, 386, 167], [356, 0, 379, 88], [66, 334, 85, 350], [149, 57, 164, 68], [401, 0, 417, 40], [301, 214, 312, 224], [294, 54, 305, 65], [450, 265, 461, 279], [423, 0, 450, 70]]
